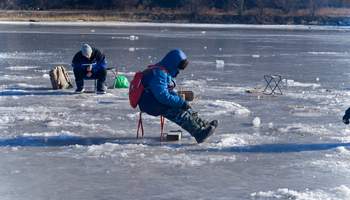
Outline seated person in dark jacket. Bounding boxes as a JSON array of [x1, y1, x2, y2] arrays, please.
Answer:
[[72, 44, 108, 94], [138, 49, 218, 143]]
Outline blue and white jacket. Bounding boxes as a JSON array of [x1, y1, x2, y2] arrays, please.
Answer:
[[139, 49, 187, 116]]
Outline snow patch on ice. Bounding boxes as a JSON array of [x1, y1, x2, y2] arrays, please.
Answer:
[[192, 60, 251, 67], [278, 123, 331, 136], [181, 79, 207, 88], [211, 134, 248, 148], [152, 153, 236, 167], [201, 100, 251, 116], [307, 51, 346, 55], [22, 131, 78, 137], [6, 66, 39, 71], [286, 79, 320, 88], [0, 51, 54, 60], [8, 83, 45, 89], [0, 75, 35, 80], [251, 186, 350, 200]]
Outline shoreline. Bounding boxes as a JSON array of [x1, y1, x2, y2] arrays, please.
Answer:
[[0, 21, 349, 31], [1, 10, 350, 26]]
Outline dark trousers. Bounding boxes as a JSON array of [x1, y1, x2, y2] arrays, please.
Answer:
[[162, 108, 208, 137], [73, 68, 107, 91]]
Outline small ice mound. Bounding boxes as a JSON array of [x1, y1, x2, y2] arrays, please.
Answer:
[[128, 47, 135, 52], [90, 29, 95, 33], [252, 54, 260, 58], [218, 48, 222, 51], [129, 35, 139, 40], [316, 77, 320, 82], [204, 46, 208, 50], [201, 31, 206, 34], [252, 117, 261, 128], [215, 60, 225, 68]]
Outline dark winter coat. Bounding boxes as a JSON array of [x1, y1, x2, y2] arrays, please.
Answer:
[[72, 48, 107, 72], [138, 49, 187, 116]]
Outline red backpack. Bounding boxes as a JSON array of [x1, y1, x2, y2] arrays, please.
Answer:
[[129, 66, 167, 108], [129, 71, 144, 108]]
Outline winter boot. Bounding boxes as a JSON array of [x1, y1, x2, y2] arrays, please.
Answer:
[[163, 109, 218, 144]]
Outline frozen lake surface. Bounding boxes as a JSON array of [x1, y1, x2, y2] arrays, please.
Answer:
[[1, 22, 350, 199]]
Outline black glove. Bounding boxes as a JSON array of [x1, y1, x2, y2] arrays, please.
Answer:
[[181, 101, 191, 111], [343, 108, 350, 125]]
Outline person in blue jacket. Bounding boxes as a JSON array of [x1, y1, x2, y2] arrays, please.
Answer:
[[138, 49, 218, 143], [72, 44, 108, 94]]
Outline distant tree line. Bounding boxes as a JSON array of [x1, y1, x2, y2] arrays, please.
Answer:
[[1, 0, 350, 13]]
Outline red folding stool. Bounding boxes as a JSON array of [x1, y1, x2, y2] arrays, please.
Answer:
[[136, 112, 166, 141]]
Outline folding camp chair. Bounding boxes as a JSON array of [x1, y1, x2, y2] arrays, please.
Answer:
[[263, 74, 283, 95]]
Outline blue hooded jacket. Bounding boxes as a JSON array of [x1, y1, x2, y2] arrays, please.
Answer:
[[138, 49, 187, 116]]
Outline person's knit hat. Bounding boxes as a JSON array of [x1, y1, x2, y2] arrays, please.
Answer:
[[81, 43, 93, 58]]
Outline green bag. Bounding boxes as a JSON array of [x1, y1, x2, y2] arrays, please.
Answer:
[[114, 75, 130, 88]]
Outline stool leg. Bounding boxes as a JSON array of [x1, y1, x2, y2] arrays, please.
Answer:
[[263, 77, 273, 95], [160, 116, 165, 141], [137, 112, 144, 139]]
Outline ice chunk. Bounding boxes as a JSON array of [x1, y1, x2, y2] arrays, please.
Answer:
[[252, 54, 260, 58], [268, 122, 274, 129], [201, 31, 206, 34], [128, 47, 135, 52], [129, 35, 139, 40], [216, 60, 225, 68], [43, 74, 50, 79], [204, 46, 207, 50], [252, 117, 261, 128]]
